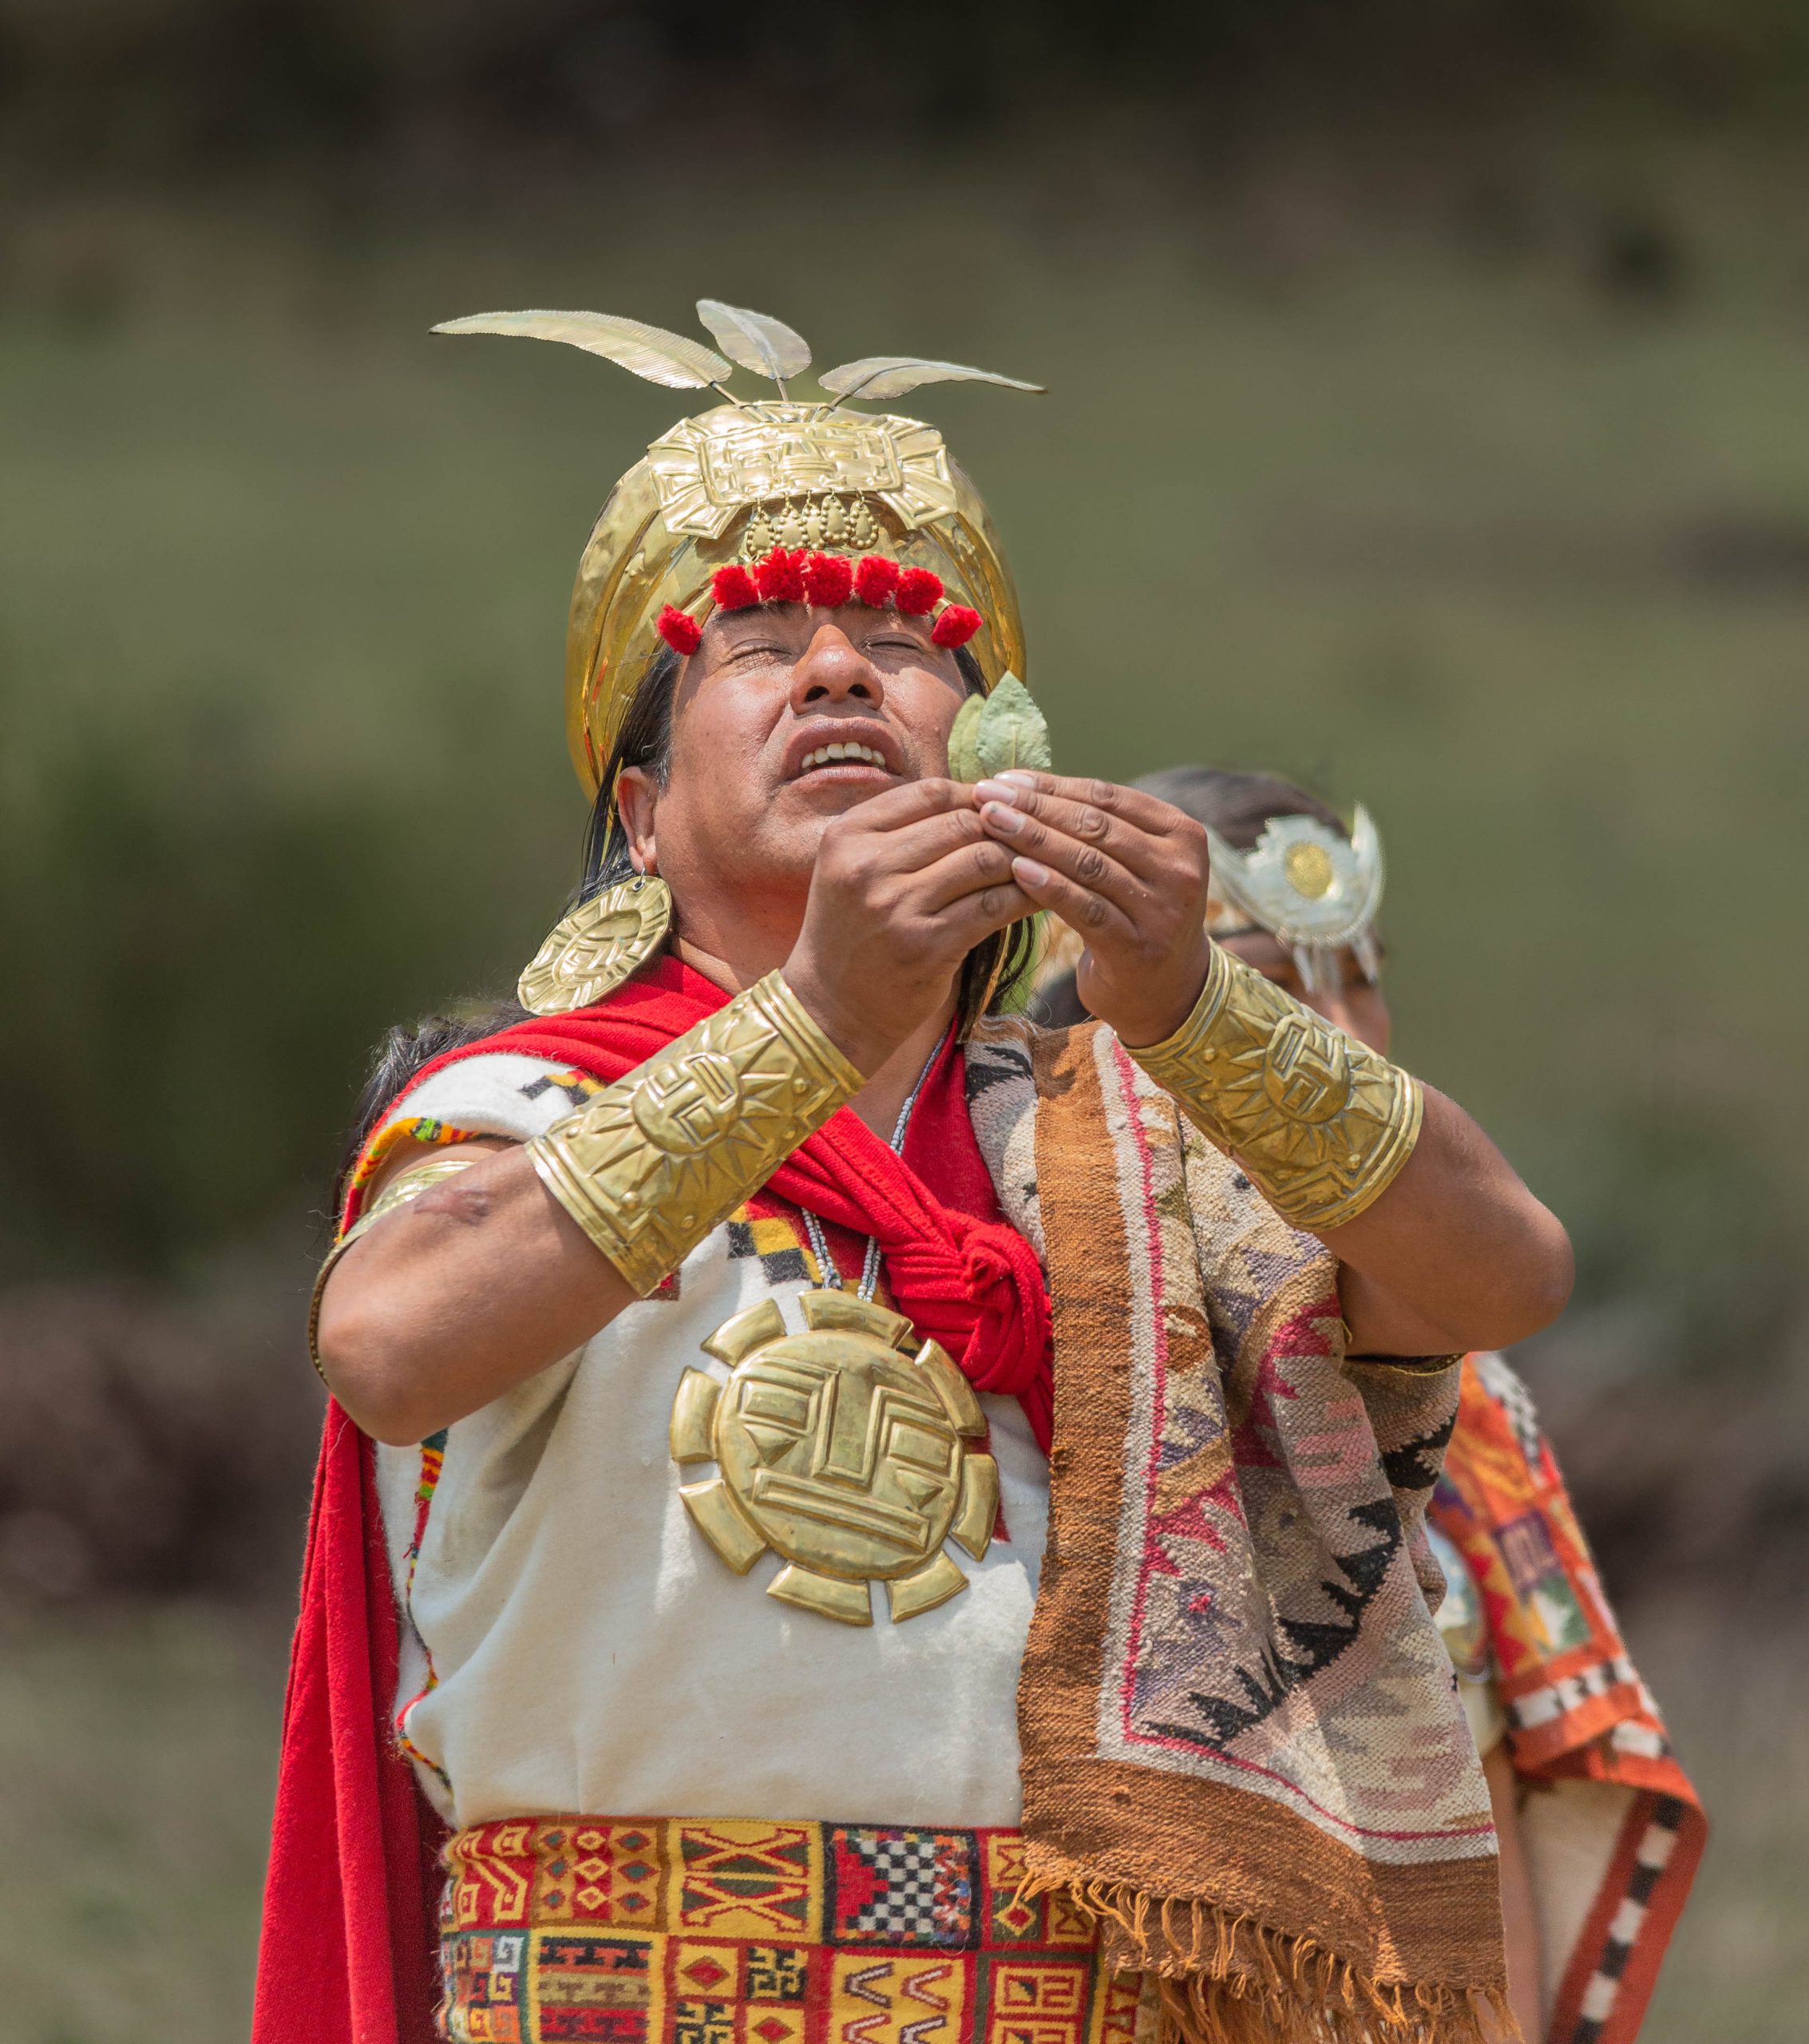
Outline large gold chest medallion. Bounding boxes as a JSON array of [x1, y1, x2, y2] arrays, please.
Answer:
[[669, 1290, 999, 1626]]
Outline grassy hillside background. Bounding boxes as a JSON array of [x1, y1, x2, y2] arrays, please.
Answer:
[[6, 187, 1806, 1303], [2, 65, 1808, 2044]]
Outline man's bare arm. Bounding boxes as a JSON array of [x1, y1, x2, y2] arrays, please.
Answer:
[[315, 1139, 637, 1445], [1319, 1086, 1573, 1356]]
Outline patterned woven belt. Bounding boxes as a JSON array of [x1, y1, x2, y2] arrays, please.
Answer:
[[440, 1816, 1150, 2044]]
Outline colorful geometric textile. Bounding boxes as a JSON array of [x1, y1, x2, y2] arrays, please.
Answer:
[[440, 1816, 1150, 2044], [1431, 1353, 1706, 2044], [964, 1018, 1506, 2042], [348, 1111, 484, 1206]]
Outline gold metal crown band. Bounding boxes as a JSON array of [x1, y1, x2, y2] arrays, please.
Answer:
[[735, 493, 882, 562]]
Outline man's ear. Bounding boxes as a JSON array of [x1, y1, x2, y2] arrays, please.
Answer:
[[616, 766, 659, 876]]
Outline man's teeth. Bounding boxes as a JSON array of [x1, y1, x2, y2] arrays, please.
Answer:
[[800, 743, 888, 771]]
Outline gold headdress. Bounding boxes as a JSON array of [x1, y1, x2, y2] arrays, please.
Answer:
[[1205, 805, 1385, 996], [433, 301, 1041, 801]]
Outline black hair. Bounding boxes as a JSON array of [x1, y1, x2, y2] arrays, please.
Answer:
[[580, 642, 683, 897], [1130, 766, 1348, 849], [336, 636, 1032, 1194]]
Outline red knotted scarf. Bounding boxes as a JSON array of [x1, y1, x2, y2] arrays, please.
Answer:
[[253, 955, 1051, 2044], [408, 955, 1053, 1443]]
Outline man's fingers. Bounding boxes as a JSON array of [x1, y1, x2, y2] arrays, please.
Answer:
[[935, 878, 1035, 949], [973, 793, 1153, 917], [974, 778, 1186, 893], [985, 770, 1186, 843], [836, 802, 989, 874], [912, 834, 1021, 914], [821, 787, 995, 886], [1007, 855, 1138, 948], [832, 774, 976, 834]]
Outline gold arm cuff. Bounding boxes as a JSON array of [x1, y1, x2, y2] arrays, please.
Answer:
[[1127, 943, 1424, 1230], [525, 970, 863, 1297], [307, 1155, 483, 1387]]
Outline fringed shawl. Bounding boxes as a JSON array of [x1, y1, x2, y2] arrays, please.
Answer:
[[967, 1016, 1508, 2042]]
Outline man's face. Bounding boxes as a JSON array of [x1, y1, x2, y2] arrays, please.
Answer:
[[622, 602, 971, 916], [1215, 929, 1393, 1054]]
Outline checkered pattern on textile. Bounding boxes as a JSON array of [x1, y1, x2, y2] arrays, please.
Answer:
[[1566, 1798, 1690, 2044], [722, 1191, 871, 1293], [439, 1816, 1146, 2044], [722, 1212, 812, 1288], [827, 1828, 978, 1948]]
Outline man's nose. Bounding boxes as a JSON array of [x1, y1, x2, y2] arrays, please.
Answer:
[[788, 622, 884, 712]]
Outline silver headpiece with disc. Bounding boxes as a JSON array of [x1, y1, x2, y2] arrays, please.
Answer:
[[1204, 806, 1385, 998]]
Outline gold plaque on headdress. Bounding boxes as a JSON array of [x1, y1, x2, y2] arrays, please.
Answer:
[[646, 405, 958, 539], [517, 876, 671, 1016], [671, 1291, 999, 1626]]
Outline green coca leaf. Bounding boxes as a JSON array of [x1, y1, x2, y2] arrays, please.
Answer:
[[947, 692, 987, 782], [975, 673, 1052, 777]]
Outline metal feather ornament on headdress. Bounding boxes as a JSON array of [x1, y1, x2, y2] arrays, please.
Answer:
[[433, 299, 1043, 800], [1204, 805, 1386, 997]]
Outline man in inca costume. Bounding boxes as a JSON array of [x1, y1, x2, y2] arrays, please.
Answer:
[[254, 303, 1576, 2044]]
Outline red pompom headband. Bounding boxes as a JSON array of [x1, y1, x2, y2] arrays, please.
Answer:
[[655, 548, 983, 660]]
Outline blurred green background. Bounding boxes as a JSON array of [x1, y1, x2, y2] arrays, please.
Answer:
[[2, 2, 1807, 2037]]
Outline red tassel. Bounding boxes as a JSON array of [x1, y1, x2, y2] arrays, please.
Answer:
[[931, 604, 982, 648], [803, 553, 854, 609], [754, 546, 807, 605], [895, 567, 944, 616], [853, 554, 901, 607], [711, 564, 761, 612], [656, 604, 703, 655]]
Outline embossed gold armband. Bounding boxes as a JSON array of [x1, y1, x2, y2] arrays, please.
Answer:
[[527, 972, 863, 1296], [308, 1155, 482, 1385], [1127, 944, 1423, 1231]]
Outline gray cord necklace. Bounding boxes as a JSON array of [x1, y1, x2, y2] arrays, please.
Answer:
[[799, 1038, 942, 1302]]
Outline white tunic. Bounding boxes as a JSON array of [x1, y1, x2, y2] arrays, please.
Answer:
[[370, 1051, 1049, 1832]]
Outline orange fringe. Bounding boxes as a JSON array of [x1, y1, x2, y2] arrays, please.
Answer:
[[1019, 1875, 1519, 2044]]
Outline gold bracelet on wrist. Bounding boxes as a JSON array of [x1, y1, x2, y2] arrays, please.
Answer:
[[526, 970, 863, 1297], [1126, 944, 1423, 1231], [307, 1155, 482, 1387]]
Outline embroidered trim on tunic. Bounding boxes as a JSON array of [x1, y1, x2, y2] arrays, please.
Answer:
[[440, 1815, 1153, 2044]]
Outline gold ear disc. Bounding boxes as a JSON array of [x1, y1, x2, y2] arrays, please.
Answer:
[[517, 875, 672, 1015]]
